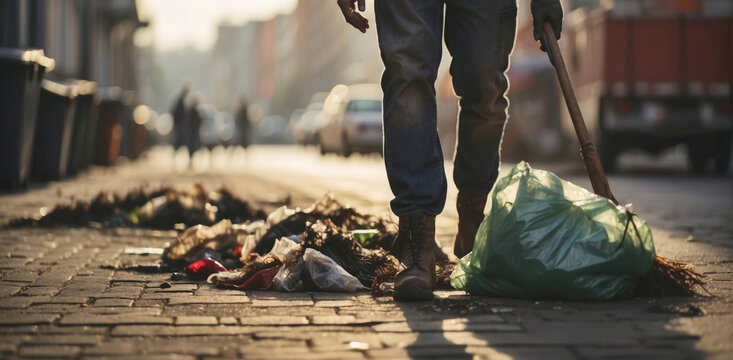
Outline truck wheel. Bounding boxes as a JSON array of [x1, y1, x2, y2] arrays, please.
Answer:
[[598, 132, 618, 174]]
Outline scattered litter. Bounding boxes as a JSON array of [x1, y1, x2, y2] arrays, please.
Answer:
[[303, 248, 367, 292], [176, 194, 446, 294], [4, 186, 486, 298], [165, 219, 238, 262], [185, 258, 227, 278], [436, 263, 456, 289], [376, 282, 394, 296], [272, 256, 306, 292], [351, 229, 379, 248], [170, 272, 188, 281], [124, 247, 164, 256], [646, 303, 706, 317], [212, 266, 281, 290], [208, 254, 282, 287], [101, 262, 170, 273], [7, 183, 267, 229], [297, 219, 396, 288], [349, 342, 370, 351], [268, 237, 301, 259]]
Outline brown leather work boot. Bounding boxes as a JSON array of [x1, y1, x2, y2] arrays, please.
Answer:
[[453, 193, 488, 259], [393, 213, 436, 301]]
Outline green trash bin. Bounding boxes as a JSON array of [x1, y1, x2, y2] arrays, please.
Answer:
[[0, 48, 54, 188], [31, 80, 78, 180]]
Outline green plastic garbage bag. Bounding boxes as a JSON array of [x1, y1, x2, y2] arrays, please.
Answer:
[[450, 162, 655, 300]]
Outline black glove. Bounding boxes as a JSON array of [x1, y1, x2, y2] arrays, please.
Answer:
[[531, 0, 563, 52]]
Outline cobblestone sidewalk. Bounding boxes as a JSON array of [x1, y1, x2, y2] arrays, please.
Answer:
[[1, 151, 732, 359]]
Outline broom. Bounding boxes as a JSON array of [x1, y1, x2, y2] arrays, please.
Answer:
[[541, 23, 707, 296]]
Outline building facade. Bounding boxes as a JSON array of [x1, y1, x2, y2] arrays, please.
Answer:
[[0, 0, 145, 91]]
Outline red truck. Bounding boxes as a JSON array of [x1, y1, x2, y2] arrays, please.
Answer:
[[560, 0, 732, 173]]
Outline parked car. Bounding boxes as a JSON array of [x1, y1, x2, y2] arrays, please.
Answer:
[[317, 84, 383, 156], [294, 102, 323, 146]]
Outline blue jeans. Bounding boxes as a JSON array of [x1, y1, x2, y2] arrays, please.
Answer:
[[376, 0, 517, 217]]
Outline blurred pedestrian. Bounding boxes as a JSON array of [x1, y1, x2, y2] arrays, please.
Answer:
[[184, 94, 203, 156], [338, 0, 563, 300], [171, 80, 191, 150], [235, 94, 252, 149]]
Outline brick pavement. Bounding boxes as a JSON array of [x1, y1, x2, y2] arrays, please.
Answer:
[[1, 147, 732, 359]]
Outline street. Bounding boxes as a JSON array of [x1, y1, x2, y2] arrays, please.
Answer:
[[1, 145, 732, 359]]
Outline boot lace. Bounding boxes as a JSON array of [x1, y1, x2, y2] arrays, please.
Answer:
[[407, 217, 425, 270]]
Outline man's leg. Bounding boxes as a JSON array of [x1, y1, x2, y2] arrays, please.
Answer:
[[375, 0, 445, 300], [445, 0, 517, 257], [375, 0, 446, 218]]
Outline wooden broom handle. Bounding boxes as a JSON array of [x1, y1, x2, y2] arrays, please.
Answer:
[[543, 22, 618, 204]]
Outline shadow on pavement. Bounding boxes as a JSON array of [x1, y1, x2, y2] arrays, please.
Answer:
[[392, 292, 709, 359]]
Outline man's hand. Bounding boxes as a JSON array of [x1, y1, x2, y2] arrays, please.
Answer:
[[531, 0, 563, 51], [338, 0, 369, 33]]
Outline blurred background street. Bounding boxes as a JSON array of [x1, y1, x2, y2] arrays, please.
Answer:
[[2, 0, 731, 181]]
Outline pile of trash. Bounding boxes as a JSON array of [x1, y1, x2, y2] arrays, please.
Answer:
[[8, 183, 268, 229], [6, 183, 453, 294], [162, 193, 454, 294]]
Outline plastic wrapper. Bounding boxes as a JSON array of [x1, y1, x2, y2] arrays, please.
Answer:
[[303, 248, 368, 292], [185, 258, 227, 278], [450, 162, 656, 300], [234, 220, 266, 257], [269, 237, 301, 259], [300, 220, 396, 287], [209, 266, 280, 290], [272, 257, 307, 292], [207, 254, 282, 287], [165, 219, 236, 262]]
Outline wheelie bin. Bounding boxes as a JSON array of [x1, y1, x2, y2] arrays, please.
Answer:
[[95, 87, 124, 166], [31, 80, 78, 180], [117, 91, 143, 160], [0, 48, 54, 188], [66, 80, 97, 175], [80, 83, 100, 170]]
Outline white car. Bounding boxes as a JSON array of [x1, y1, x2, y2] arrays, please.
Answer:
[[317, 84, 383, 156]]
